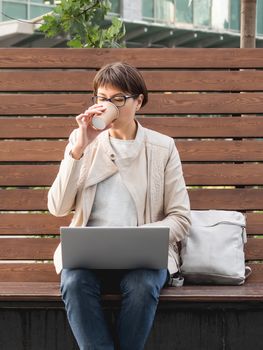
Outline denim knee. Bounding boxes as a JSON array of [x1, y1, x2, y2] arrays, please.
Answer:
[[61, 269, 100, 299], [120, 270, 164, 303]]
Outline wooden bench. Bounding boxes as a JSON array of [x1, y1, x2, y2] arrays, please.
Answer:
[[1, 48, 263, 349]]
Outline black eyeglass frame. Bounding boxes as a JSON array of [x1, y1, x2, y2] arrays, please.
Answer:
[[92, 94, 139, 107]]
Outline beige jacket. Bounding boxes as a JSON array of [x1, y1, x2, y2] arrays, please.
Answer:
[[48, 122, 191, 274]]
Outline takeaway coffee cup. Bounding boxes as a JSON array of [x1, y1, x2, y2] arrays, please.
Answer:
[[91, 102, 119, 130]]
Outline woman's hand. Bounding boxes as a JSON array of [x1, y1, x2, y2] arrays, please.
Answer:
[[71, 104, 106, 159]]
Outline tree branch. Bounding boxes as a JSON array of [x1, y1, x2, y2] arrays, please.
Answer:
[[78, 0, 100, 17]]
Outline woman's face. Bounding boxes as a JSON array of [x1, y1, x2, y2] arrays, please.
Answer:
[[96, 85, 143, 129]]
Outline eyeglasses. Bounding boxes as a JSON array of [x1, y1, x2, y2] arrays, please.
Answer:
[[92, 94, 138, 107]]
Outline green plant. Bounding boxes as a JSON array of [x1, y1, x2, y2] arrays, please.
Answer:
[[39, 0, 126, 48]]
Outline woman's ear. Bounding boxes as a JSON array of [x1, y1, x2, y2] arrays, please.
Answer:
[[136, 94, 144, 110]]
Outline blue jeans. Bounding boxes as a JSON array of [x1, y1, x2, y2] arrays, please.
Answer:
[[61, 268, 168, 350]]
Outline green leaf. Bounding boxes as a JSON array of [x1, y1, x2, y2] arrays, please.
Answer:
[[67, 38, 82, 48], [40, 0, 126, 48]]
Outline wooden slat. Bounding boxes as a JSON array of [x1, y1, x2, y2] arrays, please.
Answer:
[[0, 93, 89, 115], [0, 165, 58, 186], [2, 164, 263, 186], [243, 264, 263, 283], [0, 282, 61, 301], [140, 116, 263, 138], [0, 213, 71, 235], [1, 188, 263, 211], [183, 164, 263, 186], [0, 117, 76, 139], [0, 264, 58, 282], [245, 238, 263, 260], [1, 71, 263, 92], [1, 140, 263, 162], [1, 93, 263, 115], [160, 281, 263, 300], [2, 117, 263, 139], [0, 238, 59, 260], [0, 237, 260, 260], [0, 263, 261, 285], [142, 71, 263, 92], [1, 282, 263, 301], [0, 48, 263, 68], [246, 213, 263, 235], [177, 140, 263, 162], [189, 189, 263, 211], [0, 71, 96, 92], [0, 189, 48, 210], [0, 213, 262, 236], [0, 141, 67, 161]]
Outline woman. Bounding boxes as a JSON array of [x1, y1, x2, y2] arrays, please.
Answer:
[[48, 62, 191, 350]]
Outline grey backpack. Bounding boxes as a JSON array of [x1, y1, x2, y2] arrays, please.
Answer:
[[180, 210, 252, 285]]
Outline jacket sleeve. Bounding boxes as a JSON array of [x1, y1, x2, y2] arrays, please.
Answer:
[[143, 139, 191, 243], [47, 129, 84, 217]]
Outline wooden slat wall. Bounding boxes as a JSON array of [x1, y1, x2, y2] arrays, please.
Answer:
[[1, 117, 263, 138], [1, 71, 263, 92], [0, 48, 263, 283], [0, 48, 262, 68], [1, 93, 263, 115], [1, 188, 263, 211]]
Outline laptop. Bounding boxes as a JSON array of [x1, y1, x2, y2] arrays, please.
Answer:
[[60, 226, 169, 270]]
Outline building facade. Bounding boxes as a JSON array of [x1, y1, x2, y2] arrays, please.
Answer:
[[0, 0, 263, 47]]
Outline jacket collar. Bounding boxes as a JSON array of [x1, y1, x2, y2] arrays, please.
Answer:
[[101, 120, 145, 160], [83, 120, 145, 188]]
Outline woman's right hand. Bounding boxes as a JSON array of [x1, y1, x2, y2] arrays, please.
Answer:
[[70, 104, 106, 159]]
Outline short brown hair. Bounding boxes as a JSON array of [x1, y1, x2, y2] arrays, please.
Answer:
[[93, 62, 148, 107]]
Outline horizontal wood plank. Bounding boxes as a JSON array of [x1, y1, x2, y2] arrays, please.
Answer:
[[142, 71, 263, 92], [0, 189, 48, 210], [183, 164, 263, 185], [2, 117, 263, 139], [1, 188, 263, 211], [2, 164, 263, 186], [0, 237, 260, 260], [0, 282, 61, 301], [0, 71, 96, 92], [246, 213, 263, 235], [189, 189, 263, 211], [0, 213, 262, 236], [160, 280, 263, 301], [1, 140, 263, 162], [245, 238, 263, 260], [177, 140, 263, 162], [1, 281, 263, 301], [1, 93, 263, 115], [0, 214, 71, 235], [0, 165, 58, 186], [0, 140, 67, 161], [0, 48, 263, 68], [0, 263, 261, 286], [241, 264, 263, 283], [1, 71, 263, 92], [0, 263, 58, 282], [140, 116, 263, 138], [0, 238, 59, 260], [0, 117, 76, 139]]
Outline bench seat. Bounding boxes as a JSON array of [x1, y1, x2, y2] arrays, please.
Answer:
[[1, 48, 263, 349], [0, 282, 263, 302]]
